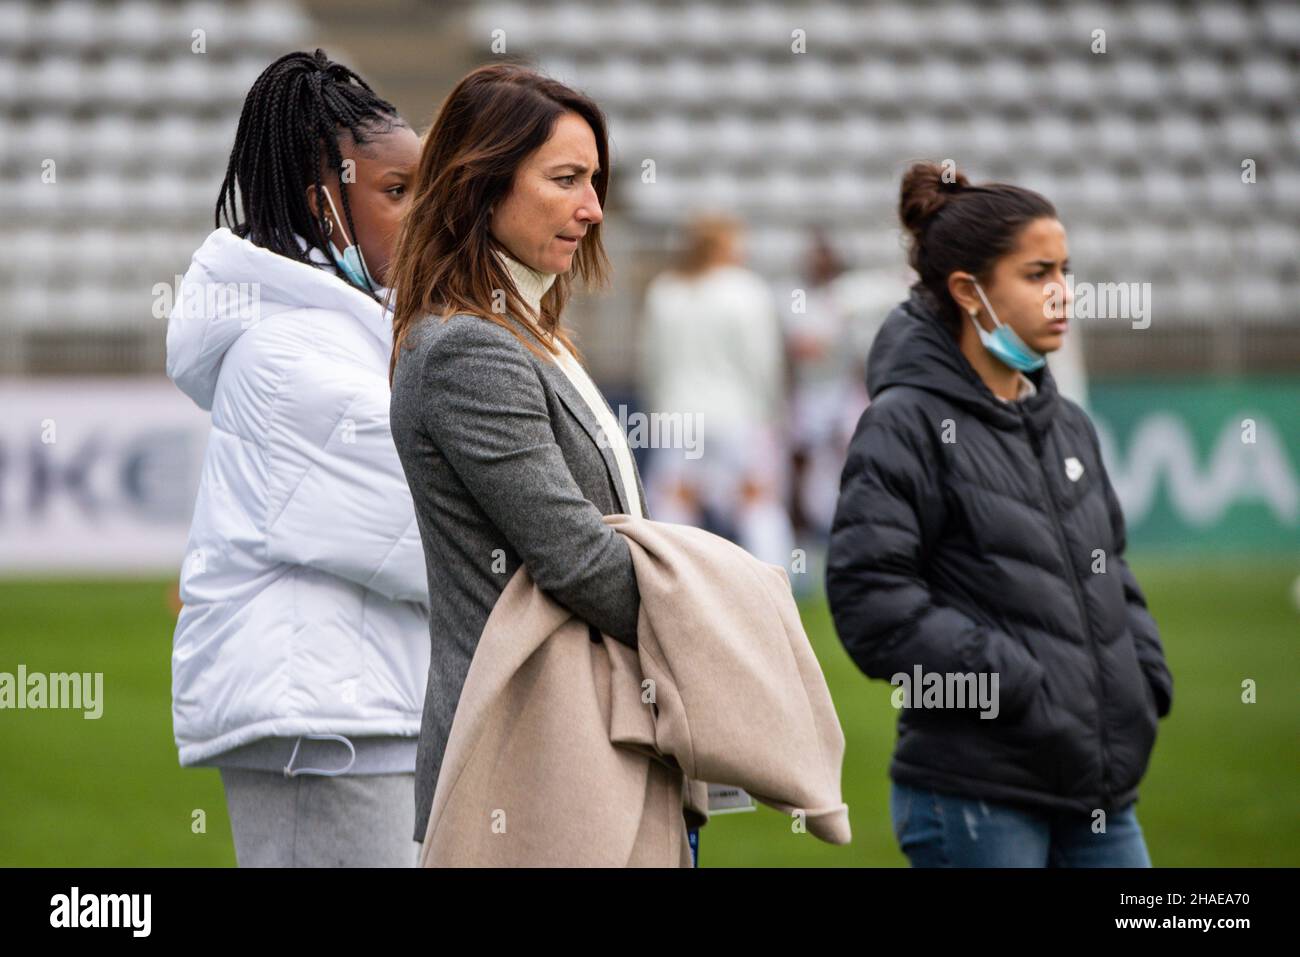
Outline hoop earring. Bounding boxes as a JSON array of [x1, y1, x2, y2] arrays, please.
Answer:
[[324, 216, 334, 237]]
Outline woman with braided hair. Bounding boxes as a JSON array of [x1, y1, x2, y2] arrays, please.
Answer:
[[166, 50, 426, 867]]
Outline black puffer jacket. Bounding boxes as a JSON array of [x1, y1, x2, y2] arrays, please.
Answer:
[[826, 288, 1173, 815]]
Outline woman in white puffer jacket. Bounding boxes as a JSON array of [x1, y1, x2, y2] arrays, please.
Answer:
[[166, 50, 426, 867]]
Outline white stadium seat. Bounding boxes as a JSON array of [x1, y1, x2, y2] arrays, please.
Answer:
[[2, 0, 1295, 344]]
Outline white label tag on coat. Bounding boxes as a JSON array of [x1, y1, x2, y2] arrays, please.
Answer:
[[1064, 457, 1084, 482], [707, 783, 756, 813]]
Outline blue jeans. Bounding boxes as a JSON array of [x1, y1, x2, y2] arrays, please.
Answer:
[[688, 826, 699, 867], [890, 781, 1152, 867]]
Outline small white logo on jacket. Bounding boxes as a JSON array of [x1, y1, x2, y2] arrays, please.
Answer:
[[1064, 457, 1084, 482]]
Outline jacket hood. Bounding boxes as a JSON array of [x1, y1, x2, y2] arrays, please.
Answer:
[[165, 227, 392, 411], [866, 285, 1059, 434]]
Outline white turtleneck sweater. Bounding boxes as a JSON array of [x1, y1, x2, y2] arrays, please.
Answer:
[[497, 251, 642, 519]]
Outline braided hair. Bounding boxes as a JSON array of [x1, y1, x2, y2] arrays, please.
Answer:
[[215, 49, 405, 298]]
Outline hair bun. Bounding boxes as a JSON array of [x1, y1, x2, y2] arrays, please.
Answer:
[[899, 160, 970, 239]]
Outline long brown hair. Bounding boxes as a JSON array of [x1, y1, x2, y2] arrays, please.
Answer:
[[387, 63, 611, 383]]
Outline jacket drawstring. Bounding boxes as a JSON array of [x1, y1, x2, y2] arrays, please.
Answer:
[[283, 733, 357, 777]]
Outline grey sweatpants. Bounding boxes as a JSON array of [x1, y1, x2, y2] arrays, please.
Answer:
[[219, 768, 420, 867]]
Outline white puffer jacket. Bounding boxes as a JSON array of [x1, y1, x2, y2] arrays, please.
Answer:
[[166, 227, 429, 765]]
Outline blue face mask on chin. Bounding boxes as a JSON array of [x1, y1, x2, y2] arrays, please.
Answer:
[[966, 279, 1046, 373], [321, 186, 377, 291]]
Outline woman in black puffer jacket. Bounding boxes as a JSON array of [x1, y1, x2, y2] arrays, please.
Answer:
[[826, 162, 1173, 867]]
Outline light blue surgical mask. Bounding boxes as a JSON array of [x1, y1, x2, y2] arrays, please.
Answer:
[[966, 279, 1046, 373], [321, 185, 376, 290]]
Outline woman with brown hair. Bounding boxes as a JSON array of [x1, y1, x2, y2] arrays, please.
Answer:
[[826, 161, 1172, 867], [387, 64, 702, 865]]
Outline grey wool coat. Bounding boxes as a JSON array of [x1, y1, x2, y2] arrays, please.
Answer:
[[389, 312, 651, 844]]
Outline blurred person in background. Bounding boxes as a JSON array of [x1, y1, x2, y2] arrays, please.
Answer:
[[639, 213, 794, 568], [785, 229, 908, 548], [785, 230, 853, 544], [826, 162, 1172, 867], [165, 50, 427, 867]]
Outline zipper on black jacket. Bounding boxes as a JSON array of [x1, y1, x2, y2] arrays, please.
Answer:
[[1022, 409, 1114, 807]]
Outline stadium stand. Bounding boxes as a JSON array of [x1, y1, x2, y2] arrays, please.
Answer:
[[0, 0, 1296, 380], [0, 0, 310, 373]]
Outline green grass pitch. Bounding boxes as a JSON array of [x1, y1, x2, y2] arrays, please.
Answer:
[[1, 555, 1296, 866]]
